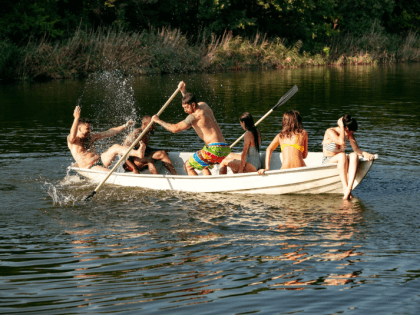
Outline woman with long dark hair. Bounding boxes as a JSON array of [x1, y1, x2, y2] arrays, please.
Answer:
[[219, 112, 261, 174], [322, 114, 374, 199], [258, 110, 308, 174]]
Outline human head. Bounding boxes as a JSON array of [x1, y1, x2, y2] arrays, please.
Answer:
[[181, 93, 198, 114], [239, 112, 256, 131], [280, 110, 303, 139], [342, 114, 358, 132], [239, 112, 259, 151], [141, 115, 155, 133], [78, 117, 91, 136], [182, 93, 197, 106]]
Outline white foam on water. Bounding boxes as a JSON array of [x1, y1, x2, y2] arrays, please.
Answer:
[[44, 181, 79, 206]]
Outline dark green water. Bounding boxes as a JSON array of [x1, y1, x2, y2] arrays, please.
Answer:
[[0, 64, 419, 314]]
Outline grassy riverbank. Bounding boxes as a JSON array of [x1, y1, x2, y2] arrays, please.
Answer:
[[1, 27, 419, 81]]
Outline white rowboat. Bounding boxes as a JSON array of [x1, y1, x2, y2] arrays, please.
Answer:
[[70, 152, 378, 195]]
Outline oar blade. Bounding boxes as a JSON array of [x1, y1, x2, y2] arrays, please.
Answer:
[[272, 85, 298, 110], [84, 191, 96, 202]]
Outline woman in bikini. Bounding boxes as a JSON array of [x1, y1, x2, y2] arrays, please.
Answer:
[[322, 114, 375, 200], [258, 110, 308, 174], [219, 112, 261, 174]]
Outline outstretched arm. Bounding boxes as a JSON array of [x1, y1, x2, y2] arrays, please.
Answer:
[[68, 106, 81, 144], [258, 134, 280, 175], [348, 134, 375, 161], [152, 114, 195, 133], [92, 120, 135, 141]]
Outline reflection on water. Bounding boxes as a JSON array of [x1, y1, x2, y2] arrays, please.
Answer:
[[0, 64, 420, 313]]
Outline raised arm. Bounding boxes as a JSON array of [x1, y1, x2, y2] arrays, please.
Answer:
[[152, 114, 195, 133], [68, 106, 81, 144], [179, 81, 187, 97], [324, 118, 346, 145], [258, 134, 280, 175], [92, 120, 135, 141]]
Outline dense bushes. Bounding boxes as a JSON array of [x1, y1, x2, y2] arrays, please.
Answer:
[[1, 27, 419, 81], [0, 0, 419, 81]]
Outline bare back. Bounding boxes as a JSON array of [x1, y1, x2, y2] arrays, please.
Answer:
[[190, 102, 225, 144], [279, 130, 308, 169]]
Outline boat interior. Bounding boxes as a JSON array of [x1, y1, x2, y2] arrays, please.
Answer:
[[117, 151, 330, 176]]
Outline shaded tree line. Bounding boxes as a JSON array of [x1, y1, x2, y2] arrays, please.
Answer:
[[1, 0, 419, 49]]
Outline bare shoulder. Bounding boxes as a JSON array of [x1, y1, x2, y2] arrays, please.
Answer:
[[325, 127, 338, 138], [198, 102, 212, 112], [184, 114, 197, 126], [244, 131, 253, 140], [67, 134, 80, 145]]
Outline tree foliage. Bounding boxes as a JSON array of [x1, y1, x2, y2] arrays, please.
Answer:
[[0, 0, 418, 48]]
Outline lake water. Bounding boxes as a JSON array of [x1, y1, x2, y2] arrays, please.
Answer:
[[0, 64, 419, 314]]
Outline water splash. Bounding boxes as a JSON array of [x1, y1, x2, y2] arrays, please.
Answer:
[[78, 69, 139, 150], [42, 167, 89, 206], [44, 180, 78, 206]]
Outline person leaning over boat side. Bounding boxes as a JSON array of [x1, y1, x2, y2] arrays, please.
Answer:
[[258, 110, 308, 174], [322, 114, 374, 200], [152, 81, 230, 176], [122, 115, 178, 175], [67, 106, 144, 171], [219, 112, 261, 174]]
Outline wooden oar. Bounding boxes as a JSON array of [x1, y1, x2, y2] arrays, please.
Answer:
[[229, 85, 298, 148], [84, 86, 181, 201]]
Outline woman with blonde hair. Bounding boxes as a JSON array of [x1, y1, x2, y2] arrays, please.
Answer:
[[258, 110, 308, 174], [322, 114, 374, 200], [219, 112, 261, 174]]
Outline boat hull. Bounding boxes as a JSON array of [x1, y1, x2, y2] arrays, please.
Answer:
[[69, 152, 376, 195]]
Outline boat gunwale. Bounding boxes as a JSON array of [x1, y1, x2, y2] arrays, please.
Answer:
[[69, 155, 377, 180]]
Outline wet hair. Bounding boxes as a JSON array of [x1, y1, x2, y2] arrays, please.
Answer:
[[279, 110, 304, 139], [240, 112, 260, 152], [79, 117, 91, 124], [342, 114, 358, 132], [182, 93, 197, 105]]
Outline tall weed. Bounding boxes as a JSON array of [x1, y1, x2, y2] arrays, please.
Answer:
[[4, 26, 420, 81]]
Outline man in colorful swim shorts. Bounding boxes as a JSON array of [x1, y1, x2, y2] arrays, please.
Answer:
[[152, 81, 230, 176]]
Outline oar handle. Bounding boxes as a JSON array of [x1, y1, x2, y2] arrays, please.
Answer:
[[229, 85, 298, 149], [85, 86, 181, 201]]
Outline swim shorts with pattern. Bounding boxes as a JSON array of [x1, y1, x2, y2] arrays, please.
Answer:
[[189, 142, 231, 171]]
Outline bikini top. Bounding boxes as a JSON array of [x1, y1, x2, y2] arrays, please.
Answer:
[[322, 134, 348, 153], [280, 135, 305, 153]]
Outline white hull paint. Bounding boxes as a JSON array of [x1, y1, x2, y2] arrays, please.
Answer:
[[70, 152, 377, 195]]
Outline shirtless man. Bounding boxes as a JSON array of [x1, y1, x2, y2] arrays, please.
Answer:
[[122, 115, 178, 175], [67, 106, 145, 171], [152, 81, 230, 176]]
